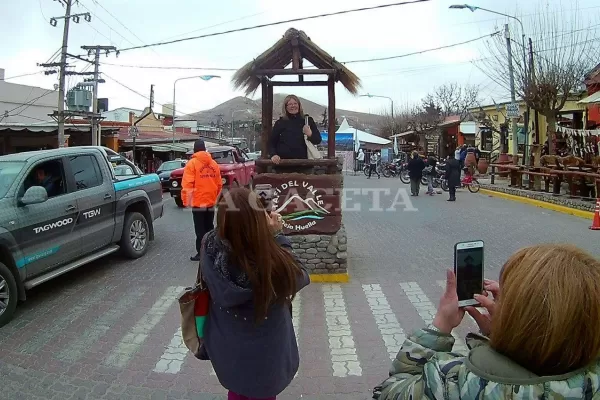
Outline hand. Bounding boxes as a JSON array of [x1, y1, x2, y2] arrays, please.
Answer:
[[432, 269, 465, 334], [303, 124, 312, 137], [271, 155, 281, 164], [267, 211, 283, 232], [464, 279, 499, 336]]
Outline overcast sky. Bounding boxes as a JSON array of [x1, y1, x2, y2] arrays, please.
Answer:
[[1, 0, 598, 117]]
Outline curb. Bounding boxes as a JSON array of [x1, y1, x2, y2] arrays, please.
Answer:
[[479, 188, 594, 220], [309, 273, 350, 283]]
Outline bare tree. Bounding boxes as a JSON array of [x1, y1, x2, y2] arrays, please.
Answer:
[[480, 7, 598, 154]]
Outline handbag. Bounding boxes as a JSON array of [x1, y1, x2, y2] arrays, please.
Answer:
[[305, 135, 322, 159], [178, 239, 210, 360]]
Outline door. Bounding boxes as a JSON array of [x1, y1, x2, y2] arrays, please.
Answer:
[[14, 157, 81, 278], [234, 150, 249, 185], [65, 153, 115, 254]]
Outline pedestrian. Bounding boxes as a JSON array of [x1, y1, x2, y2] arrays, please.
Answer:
[[200, 188, 310, 400], [356, 148, 365, 172], [268, 94, 322, 174], [459, 144, 467, 175], [444, 152, 461, 202], [425, 154, 437, 196], [368, 151, 380, 179], [373, 244, 600, 400], [407, 151, 425, 196], [181, 139, 223, 261]]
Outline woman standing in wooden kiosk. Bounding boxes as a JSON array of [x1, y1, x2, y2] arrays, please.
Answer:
[[269, 95, 322, 174]]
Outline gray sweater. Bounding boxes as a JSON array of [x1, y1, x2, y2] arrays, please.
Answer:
[[200, 231, 310, 398]]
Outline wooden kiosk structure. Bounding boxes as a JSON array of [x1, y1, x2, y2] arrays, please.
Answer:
[[232, 28, 361, 281]]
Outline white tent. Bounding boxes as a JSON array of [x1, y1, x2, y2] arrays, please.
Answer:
[[335, 118, 391, 146]]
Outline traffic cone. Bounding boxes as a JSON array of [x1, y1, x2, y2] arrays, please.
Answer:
[[590, 199, 600, 230]]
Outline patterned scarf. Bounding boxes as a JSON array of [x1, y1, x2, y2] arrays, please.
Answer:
[[203, 229, 251, 290]]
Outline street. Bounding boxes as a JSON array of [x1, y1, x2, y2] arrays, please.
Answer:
[[1, 174, 599, 400]]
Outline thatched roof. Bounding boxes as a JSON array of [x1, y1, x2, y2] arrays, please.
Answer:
[[232, 28, 361, 96]]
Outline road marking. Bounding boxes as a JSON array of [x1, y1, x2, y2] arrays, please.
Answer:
[[323, 284, 362, 377], [17, 282, 105, 354], [104, 286, 184, 368], [56, 287, 147, 362], [153, 327, 188, 374], [292, 292, 302, 376], [362, 284, 405, 359], [399, 282, 468, 354]]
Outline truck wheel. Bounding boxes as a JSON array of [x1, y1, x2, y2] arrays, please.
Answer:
[[0, 262, 18, 328], [120, 212, 150, 259], [174, 196, 184, 208]]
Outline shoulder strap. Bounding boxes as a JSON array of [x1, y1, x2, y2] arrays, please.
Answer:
[[196, 233, 209, 285]]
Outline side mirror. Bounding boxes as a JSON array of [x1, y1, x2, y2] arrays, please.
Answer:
[[20, 186, 48, 206]]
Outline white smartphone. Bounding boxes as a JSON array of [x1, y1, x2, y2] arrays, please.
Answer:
[[305, 115, 309, 125], [454, 240, 484, 307]]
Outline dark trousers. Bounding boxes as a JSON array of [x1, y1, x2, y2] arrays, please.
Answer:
[[449, 184, 456, 200], [410, 178, 420, 195], [368, 163, 379, 178], [192, 208, 215, 255]]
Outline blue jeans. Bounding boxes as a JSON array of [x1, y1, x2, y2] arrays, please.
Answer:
[[427, 176, 434, 193]]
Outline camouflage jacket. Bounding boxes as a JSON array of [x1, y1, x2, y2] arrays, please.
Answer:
[[373, 327, 600, 399]]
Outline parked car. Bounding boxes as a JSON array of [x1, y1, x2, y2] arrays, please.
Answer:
[[168, 145, 255, 208], [156, 159, 186, 191], [0, 146, 164, 327]]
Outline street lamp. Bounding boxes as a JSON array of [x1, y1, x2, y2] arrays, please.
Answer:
[[450, 4, 528, 157], [172, 75, 220, 144], [231, 109, 251, 144]]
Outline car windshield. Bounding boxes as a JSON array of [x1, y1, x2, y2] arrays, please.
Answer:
[[0, 161, 26, 198], [157, 161, 182, 172], [210, 151, 235, 164]]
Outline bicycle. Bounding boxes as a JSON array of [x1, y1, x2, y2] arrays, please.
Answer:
[[440, 173, 480, 193]]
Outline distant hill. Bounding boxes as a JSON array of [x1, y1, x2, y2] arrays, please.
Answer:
[[181, 94, 383, 131]]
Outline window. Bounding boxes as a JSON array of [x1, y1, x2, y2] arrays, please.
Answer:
[[22, 159, 67, 198], [0, 161, 26, 198], [68, 155, 102, 190], [157, 160, 184, 172], [210, 150, 235, 164]]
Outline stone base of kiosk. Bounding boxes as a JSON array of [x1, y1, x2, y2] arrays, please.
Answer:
[[288, 225, 348, 282]]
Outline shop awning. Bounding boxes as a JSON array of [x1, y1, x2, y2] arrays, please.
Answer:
[[136, 143, 192, 153], [579, 92, 600, 104]]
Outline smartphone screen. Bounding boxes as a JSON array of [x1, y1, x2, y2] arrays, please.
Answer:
[[454, 241, 484, 307]]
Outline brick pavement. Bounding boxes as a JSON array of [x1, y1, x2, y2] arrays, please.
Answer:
[[1, 176, 599, 399]]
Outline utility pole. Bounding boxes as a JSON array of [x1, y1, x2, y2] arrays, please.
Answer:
[[40, 0, 91, 148], [81, 45, 116, 146], [505, 24, 518, 157]]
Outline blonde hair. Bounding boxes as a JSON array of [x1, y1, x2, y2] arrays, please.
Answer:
[[490, 244, 600, 375], [281, 95, 304, 120]]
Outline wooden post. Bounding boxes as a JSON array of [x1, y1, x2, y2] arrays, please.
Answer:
[[532, 143, 541, 191], [260, 77, 269, 162], [327, 75, 336, 159]]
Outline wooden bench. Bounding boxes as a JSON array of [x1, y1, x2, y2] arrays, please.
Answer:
[[521, 171, 553, 192]]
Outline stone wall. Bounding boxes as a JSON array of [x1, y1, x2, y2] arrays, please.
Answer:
[[480, 183, 596, 212], [288, 224, 348, 274]]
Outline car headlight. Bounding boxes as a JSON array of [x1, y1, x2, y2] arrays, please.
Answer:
[[171, 180, 178, 187], [221, 178, 227, 184]]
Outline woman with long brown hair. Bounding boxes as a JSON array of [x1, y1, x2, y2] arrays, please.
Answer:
[[374, 244, 600, 399], [200, 187, 310, 400]]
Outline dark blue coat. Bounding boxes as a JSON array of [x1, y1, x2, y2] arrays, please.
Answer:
[[200, 233, 310, 398]]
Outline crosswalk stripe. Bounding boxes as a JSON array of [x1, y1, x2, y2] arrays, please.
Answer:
[[292, 292, 302, 377], [399, 282, 468, 354], [18, 283, 109, 355], [323, 284, 362, 377], [55, 287, 147, 362], [153, 327, 188, 374], [104, 286, 184, 368], [362, 284, 405, 359]]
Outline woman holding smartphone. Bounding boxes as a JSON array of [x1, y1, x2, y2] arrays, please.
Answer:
[[268, 95, 322, 173], [373, 244, 600, 400]]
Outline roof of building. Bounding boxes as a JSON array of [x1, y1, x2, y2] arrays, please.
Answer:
[[232, 28, 361, 95]]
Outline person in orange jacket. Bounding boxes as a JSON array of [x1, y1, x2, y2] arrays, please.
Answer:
[[182, 139, 223, 261]]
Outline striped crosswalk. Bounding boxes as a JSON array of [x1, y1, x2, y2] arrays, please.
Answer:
[[4, 279, 482, 382]]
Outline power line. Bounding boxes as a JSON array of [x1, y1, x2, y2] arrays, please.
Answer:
[[3, 71, 45, 80], [77, 0, 132, 48], [342, 31, 501, 64], [100, 62, 238, 71], [116, 0, 432, 52]]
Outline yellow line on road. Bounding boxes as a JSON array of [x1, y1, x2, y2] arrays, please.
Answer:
[[309, 273, 350, 283], [479, 188, 594, 220]]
